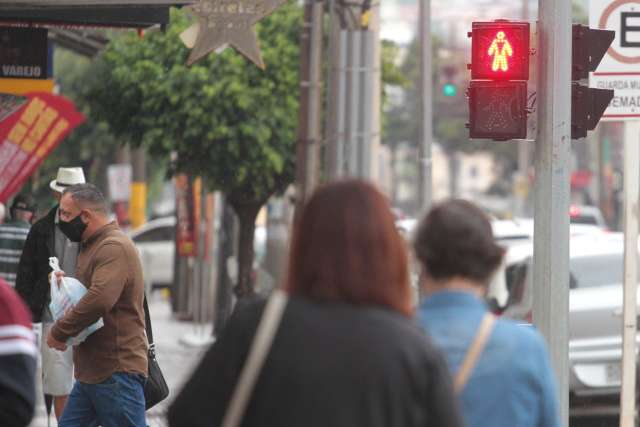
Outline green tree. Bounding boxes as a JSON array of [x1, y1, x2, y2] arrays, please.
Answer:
[[86, 5, 302, 297]]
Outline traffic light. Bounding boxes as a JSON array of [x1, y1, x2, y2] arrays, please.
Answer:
[[441, 65, 458, 97], [467, 20, 530, 140], [571, 25, 614, 139]]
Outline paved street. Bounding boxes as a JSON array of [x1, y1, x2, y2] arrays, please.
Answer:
[[29, 292, 211, 427]]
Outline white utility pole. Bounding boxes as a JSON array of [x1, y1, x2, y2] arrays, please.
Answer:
[[418, 0, 432, 213], [620, 121, 639, 427], [532, 0, 572, 424]]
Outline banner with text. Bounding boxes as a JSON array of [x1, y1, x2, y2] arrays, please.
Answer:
[[0, 92, 85, 202]]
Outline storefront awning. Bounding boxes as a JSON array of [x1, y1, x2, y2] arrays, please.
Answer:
[[0, 1, 194, 28]]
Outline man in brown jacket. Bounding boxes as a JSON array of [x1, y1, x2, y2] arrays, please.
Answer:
[[46, 184, 147, 427]]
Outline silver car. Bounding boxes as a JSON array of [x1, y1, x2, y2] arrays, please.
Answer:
[[496, 233, 637, 415]]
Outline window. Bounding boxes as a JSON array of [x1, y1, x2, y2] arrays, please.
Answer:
[[570, 254, 623, 288], [133, 226, 174, 243]]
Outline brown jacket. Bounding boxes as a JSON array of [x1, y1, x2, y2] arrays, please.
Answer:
[[51, 222, 148, 384]]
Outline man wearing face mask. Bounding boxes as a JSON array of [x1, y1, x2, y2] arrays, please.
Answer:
[[15, 167, 86, 421], [46, 184, 148, 427]]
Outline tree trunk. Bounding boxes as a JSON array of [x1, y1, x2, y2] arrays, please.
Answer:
[[214, 198, 236, 335], [230, 201, 262, 298]]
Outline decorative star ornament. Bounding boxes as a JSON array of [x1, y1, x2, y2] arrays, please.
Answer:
[[184, 0, 287, 69]]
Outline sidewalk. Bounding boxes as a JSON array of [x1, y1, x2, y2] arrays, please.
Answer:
[[29, 292, 211, 427]]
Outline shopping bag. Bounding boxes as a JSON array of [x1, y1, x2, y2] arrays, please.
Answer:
[[48, 257, 104, 346]]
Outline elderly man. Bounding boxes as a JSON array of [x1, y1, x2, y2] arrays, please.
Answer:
[[46, 184, 147, 427], [15, 167, 86, 420]]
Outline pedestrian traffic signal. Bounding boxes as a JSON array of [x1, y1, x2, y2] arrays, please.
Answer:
[[469, 21, 530, 81], [467, 20, 530, 140], [571, 25, 615, 139]]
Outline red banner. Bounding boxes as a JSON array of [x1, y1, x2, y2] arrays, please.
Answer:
[[175, 175, 201, 257], [0, 92, 85, 203]]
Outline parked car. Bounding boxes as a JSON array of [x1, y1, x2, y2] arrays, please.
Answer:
[[130, 216, 269, 290], [130, 216, 176, 289], [570, 204, 607, 228], [497, 232, 637, 415]]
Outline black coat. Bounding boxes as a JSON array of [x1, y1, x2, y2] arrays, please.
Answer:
[[168, 296, 463, 427], [15, 207, 57, 323]]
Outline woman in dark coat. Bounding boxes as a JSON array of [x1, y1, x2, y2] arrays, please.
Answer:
[[168, 180, 462, 427]]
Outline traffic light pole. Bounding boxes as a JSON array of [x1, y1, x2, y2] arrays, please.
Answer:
[[620, 121, 639, 427], [417, 0, 432, 213], [532, 0, 571, 424]]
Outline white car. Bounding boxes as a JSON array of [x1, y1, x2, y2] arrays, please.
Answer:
[[130, 216, 268, 289], [130, 216, 176, 288]]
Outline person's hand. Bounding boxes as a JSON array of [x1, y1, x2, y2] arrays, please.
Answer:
[[46, 329, 67, 352], [48, 270, 66, 287]]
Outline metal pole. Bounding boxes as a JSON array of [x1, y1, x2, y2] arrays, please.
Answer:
[[295, 0, 324, 210], [533, 0, 572, 424], [620, 121, 639, 427], [325, 0, 339, 179], [515, 0, 530, 218], [418, 0, 432, 213]]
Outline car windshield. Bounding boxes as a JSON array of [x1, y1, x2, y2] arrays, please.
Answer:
[[570, 254, 623, 288]]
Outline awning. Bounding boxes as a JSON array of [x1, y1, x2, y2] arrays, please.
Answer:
[[0, 1, 194, 28]]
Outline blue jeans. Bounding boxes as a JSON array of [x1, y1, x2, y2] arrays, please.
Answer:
[[58, 372, 147, 427]]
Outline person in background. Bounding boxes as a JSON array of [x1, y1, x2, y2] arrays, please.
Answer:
[[169, 180, 462, 427], [0, 202, 5, 224], [0, 277, 37, 427], [0, 194, 36, 287], [415, 199, 561, 427], [46, 184, 148, 427], [15, 167, 86, 421]]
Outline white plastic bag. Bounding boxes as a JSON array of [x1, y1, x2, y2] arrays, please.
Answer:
[[49, 257, 104, 346]]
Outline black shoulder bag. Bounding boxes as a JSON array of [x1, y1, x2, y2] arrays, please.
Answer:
[[143, 295, 170, 410]]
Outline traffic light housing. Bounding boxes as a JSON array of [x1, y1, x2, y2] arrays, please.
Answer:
[[571, 25, 614, 139], [467, 20, 530, 140]]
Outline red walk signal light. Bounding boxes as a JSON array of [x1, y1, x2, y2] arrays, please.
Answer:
[[470, 21, 530, 81], [467, 20, 530, 140]]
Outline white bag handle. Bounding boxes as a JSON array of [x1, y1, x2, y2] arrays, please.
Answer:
[[48, 257, 61, 301], [221, 290, 288, 427]]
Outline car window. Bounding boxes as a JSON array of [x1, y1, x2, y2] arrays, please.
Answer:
[[570, 254, 623, 288], [133, 226, 174, 243], [570, 215, 598, 226]]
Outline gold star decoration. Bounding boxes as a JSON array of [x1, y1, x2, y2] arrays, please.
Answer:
[[184, 0, 287, 69]]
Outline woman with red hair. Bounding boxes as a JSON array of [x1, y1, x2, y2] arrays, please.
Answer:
[[169, 180, 461, 427]]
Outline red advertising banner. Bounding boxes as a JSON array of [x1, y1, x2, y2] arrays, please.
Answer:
[[0, 92, 85, 203], [175, 174, 201, 258]]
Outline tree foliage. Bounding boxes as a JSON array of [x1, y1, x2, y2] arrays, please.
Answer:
[[85, 4, 302, 296]]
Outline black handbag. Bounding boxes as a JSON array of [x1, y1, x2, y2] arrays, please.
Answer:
[[143, 295, 169, 410]]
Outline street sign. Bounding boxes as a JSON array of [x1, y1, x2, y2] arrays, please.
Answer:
[[0, 27, 48, 80], [107, 163, 132, 202], [590, 0, 640, 120]]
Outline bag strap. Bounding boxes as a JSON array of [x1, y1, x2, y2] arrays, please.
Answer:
[[143, 294, 154, 345], [221, 290, 288, 427], [453, 312, 496, 394]]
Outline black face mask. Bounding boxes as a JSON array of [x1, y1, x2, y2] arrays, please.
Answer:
[[58, 213, 87, 243]]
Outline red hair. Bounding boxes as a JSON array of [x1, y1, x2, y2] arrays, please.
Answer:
[[285, 180, 412, 316]]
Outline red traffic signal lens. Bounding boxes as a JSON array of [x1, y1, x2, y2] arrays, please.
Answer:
[[471, 21, 530, 81], [468, 81, 528, 140]]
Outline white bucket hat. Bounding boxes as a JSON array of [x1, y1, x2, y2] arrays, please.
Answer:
[[49, 167, 86, 193]]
